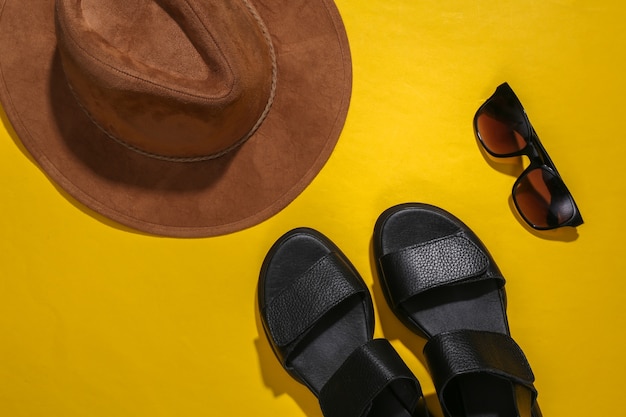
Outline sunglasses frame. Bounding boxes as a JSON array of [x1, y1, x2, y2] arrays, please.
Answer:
[[473, 83, 583, 230]]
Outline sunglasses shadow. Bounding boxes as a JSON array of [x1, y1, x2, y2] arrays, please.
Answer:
[[474, 136, 525, 178], [474, 137, 580, 242], [507, 195, 579, 242]]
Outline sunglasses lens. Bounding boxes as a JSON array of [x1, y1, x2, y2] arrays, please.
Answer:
[[475, 97, 529, 155], [513, 167, 576, 229]]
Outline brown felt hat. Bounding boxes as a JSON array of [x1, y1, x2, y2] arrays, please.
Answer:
[[0, 0, 352, 237]]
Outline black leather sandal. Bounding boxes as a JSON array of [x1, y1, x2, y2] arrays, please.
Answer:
[[373, 203, 541, 417], [259, 227, 429, 417]]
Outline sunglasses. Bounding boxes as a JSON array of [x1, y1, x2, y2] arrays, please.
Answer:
[[473, 83, 583, 230]]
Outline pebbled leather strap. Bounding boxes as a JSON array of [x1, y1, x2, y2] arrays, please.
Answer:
[[264, 252, 365, 347], [319, 339, 424, 417], [379, 234, 498, 306], [424, 329, 537, 413]]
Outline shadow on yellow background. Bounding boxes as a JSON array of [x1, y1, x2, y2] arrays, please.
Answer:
[[473, 134, 580, 242]]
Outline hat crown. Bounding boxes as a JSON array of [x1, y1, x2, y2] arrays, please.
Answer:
[[54, 0, 276, 161]]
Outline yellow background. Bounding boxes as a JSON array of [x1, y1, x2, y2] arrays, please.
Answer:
[[1, 1, 625, 416]]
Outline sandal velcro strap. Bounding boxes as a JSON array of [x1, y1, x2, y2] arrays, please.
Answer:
[[424, 330, 537, 400], [264, 252, 366, 347], [319, 338, 423, 417], [379, 235, 499, 306]]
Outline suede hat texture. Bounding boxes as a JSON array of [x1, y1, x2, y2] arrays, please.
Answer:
[[0, 0, 352, 237]]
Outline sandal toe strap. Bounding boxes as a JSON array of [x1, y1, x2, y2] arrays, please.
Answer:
[[320, 338, 424, 417], [264, 252, 366, 348], [379, 234, 502, 307], [424, 330, 537, 412]]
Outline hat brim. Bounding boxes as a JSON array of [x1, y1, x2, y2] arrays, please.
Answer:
[[0, 0, 352, 237]]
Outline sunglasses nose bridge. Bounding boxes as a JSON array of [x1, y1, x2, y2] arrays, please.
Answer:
[[525, 130, 560, 175]]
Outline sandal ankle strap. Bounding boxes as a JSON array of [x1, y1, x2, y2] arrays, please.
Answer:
[[320, 338, 425, 417], [424, 329, 537, 415]]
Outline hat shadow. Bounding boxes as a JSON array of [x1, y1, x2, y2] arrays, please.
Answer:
[[1, 109, 167, 236], [47, 50, 239, 193], [0, 92, 38, 167], [2, 90, 138, 234]]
